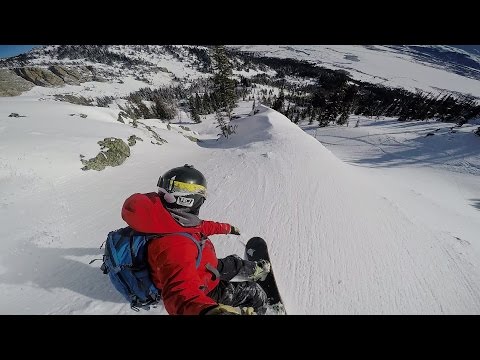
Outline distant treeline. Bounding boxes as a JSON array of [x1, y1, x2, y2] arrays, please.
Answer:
[[231, 51, 480, 126]]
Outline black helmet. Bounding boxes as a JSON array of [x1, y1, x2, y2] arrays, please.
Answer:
[[157, 164, 207, 214]]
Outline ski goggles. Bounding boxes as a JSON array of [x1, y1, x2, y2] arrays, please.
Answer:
[[162, 179, 207, 198]]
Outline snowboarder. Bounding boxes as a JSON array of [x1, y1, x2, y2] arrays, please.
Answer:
[[121, 164, 271, 315]]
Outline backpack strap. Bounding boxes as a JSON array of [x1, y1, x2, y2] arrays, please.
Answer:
[[177, 232, 206, 269], [152, 232, 206, 269]]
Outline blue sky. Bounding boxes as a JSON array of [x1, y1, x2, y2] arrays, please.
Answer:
[[0, 45, 37, 58]]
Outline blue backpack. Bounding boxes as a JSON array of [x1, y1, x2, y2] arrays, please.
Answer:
[[99, 226, 206, 311]]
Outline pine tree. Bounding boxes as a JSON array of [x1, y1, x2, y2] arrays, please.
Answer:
[[194, 93, 202, 115], [211, 45, 237, 120], [189, 95, 201, 123], [202, 92, 211, 114], [336, 112, 349, 125], [272, 87, 285, 113], [215, 111, 237, 139]]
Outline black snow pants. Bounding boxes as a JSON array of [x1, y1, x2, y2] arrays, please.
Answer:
[[207, 254, 268, 314]]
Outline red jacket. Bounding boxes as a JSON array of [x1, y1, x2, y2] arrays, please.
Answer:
[[121, 192, 232, 315]]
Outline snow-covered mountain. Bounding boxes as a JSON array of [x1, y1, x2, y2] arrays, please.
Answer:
[[0, 45, 211, 97], [231, 45, 480, 98], [0, 45, 479, 314], [2, 45, 480, 99]]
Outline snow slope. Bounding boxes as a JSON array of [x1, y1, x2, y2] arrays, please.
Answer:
[[1, 97, 479, 314], [304, 117, 480, 260]]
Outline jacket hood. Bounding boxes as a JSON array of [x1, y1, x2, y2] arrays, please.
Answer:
[[121, 192, 200, 233]]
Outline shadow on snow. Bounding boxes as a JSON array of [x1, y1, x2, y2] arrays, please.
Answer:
[[197, 114, 273, 149], [471, 199, 480, 211], [0, 243, 125, 304], [317, 130, 479, 173]]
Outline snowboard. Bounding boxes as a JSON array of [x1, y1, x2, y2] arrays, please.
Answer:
[[245, 237, 286, 315]]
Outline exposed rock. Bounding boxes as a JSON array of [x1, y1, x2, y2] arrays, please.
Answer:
[[81, 137, 130, 171], [48, 65, 82, 85], [8, 112, 26, 117], [92, 75, 107, 82], [14, 67, 64, 87], [0, 69, 35, 96], [54, 94, 93, 106], [117, 112, 125, 123], [76, 65, 96, 82], [183, 135, 198, 142], [1, 65, 103, 96], [139, 122, 167, 145], [128, 135, 143, 146]]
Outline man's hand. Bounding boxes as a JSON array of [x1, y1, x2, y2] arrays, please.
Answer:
[[249, 260, 271, 282], [204, 304, 256, 315], [241, 307, 256, 315], [204, 304, 240, 315]]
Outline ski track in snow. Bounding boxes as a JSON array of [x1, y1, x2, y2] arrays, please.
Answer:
[[0, 100, 479, 314]]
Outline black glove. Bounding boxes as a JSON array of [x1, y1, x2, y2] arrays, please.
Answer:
[[230, 225, 240, 235]]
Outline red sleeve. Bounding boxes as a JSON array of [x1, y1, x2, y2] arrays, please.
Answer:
[[149, 237, 217, 315], [199, 220, 231, 236]]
